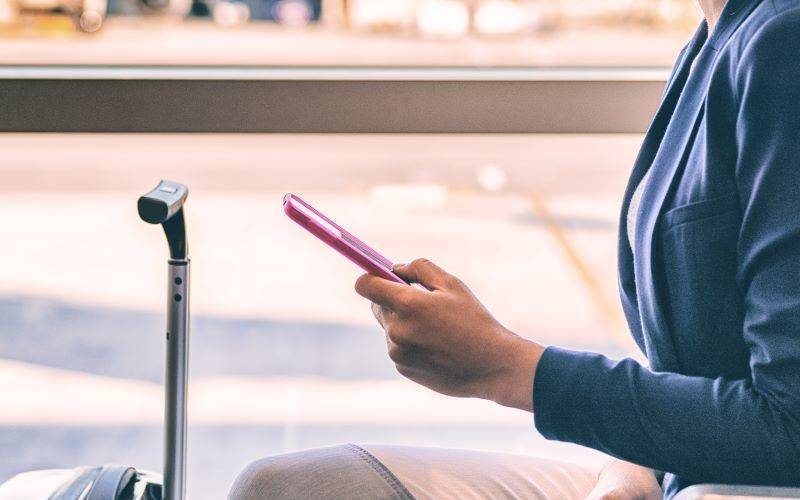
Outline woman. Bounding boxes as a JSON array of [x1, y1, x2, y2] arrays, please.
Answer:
[[230, 0, 800, 498]]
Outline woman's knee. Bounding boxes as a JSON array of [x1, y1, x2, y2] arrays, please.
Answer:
[[228, 454, 298, 500], [228, 444, 411, 500]]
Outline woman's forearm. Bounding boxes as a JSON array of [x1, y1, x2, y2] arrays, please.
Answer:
[[484, 337, 544, 412], [532, 347, 800, 485]]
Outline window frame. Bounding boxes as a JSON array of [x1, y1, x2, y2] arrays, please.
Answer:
[[0, 66, 667, 133]]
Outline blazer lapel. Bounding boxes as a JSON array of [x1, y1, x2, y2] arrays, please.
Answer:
[[617, 24, 707, 344], [635, 98, 706, 370], [632, 0, 764, 370]]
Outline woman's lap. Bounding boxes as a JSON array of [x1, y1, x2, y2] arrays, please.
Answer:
[[229, 444, 599, 500]]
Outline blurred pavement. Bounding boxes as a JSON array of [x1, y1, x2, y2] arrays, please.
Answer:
[[0, 18, 690, 66], [0, 133, 639, 497]]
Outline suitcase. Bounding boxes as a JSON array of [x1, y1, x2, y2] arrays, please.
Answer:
[[0, 181, 191, 500]]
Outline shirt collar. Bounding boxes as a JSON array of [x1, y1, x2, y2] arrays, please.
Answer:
[[708, 0, 765, 50]]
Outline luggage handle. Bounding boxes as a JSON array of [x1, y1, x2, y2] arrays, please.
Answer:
[[139, 180, 190, 500]]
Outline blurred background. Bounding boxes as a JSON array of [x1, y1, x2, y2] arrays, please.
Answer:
[[0, 0, 700, 65], [1, 0, 698, 498]]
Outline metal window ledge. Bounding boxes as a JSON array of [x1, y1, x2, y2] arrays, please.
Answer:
[[0, 66, 668, 133]]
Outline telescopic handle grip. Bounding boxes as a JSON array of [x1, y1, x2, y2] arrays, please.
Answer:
[[138, 180, 188, 224]]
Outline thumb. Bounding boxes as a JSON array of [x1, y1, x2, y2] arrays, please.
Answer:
[[393, 258, 455, 291], [355, 273, 410, 309]]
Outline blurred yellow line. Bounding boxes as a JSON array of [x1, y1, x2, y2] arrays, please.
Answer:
[[1, 14, 76, 38], [529, 190, 637, 352]]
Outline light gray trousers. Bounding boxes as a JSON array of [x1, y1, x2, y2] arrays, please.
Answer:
[[228, 444, 599, 500]]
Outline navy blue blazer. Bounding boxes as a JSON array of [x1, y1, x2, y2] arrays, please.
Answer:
[[532, 0, 800, 497]]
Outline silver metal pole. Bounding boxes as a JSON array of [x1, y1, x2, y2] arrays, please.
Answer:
[[165, 258, 190, 500]]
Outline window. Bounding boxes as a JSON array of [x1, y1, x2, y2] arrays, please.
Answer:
[[0, 0, 697, 66], [0, 0, 696, 496], [0, 132, 645, 496]]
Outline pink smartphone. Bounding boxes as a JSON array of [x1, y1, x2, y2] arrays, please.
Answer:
[[283, 193, 408, 285]]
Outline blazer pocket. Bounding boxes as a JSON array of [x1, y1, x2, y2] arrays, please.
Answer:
[[662, 192, 740, 230]]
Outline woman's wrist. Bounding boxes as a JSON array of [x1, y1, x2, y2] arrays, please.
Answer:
[[488, 335, 545, 411]]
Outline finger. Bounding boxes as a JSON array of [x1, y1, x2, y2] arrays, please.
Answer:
[[392, 358, 431, 382], [386, 337, 404, 364], [393, 258, 457, 290], [355, 273, 415, 309], [386, 337, 427, 366], [371, 302, 394, 329]]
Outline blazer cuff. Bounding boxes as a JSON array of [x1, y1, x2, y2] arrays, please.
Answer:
[[532, 346, 594, 442]]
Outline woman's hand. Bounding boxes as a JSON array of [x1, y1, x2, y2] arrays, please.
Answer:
[[585, 459, 663, 500], [354, 258, 544, 411]]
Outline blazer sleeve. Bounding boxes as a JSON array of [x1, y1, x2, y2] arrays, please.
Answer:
[[532, 12, 800, 485]]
